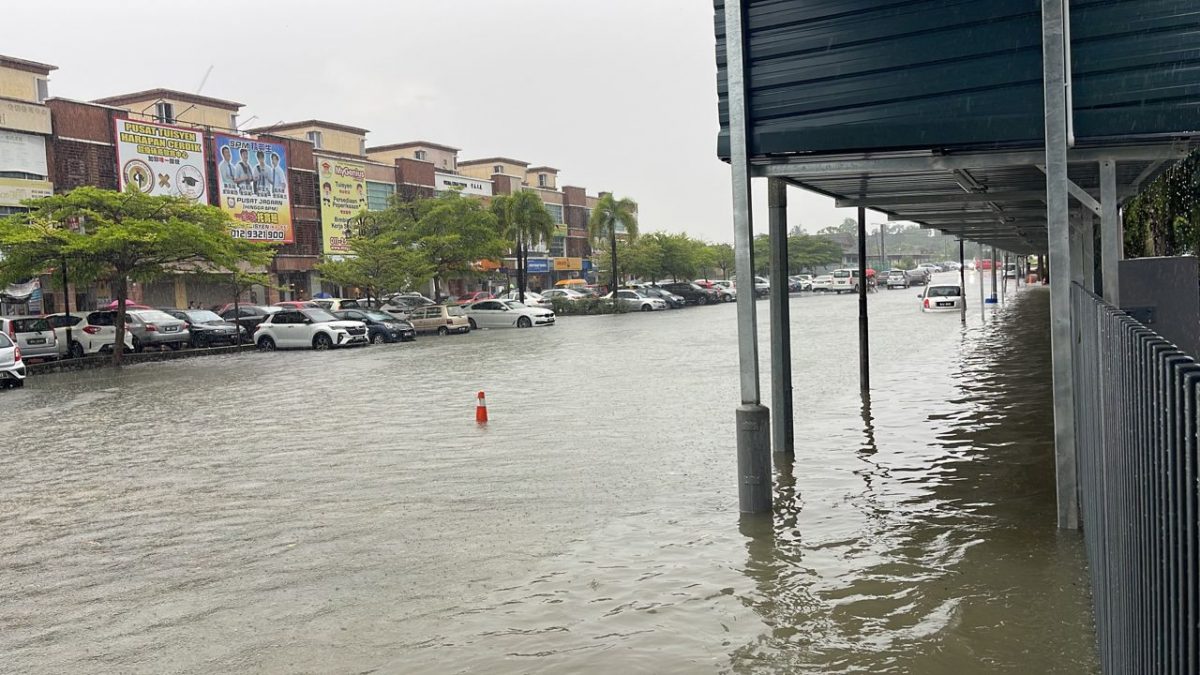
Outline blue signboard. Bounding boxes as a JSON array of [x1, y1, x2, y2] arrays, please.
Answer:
[[526, 258, 550, 274], [582, 260, 593, 272]]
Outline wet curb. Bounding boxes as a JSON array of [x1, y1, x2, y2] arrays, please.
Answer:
[[28, 344, 258, 375]]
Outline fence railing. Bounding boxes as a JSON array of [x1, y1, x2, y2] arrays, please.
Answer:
[[1072, 283, 1200, 674]]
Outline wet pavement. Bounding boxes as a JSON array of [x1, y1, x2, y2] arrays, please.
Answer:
[[0, 273, 1097, 673]]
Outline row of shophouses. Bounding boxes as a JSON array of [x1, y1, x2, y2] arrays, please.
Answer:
[[0, 54, 622, 313]]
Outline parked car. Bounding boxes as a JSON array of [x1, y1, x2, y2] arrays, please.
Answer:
[[464, 299, 555, 329], [831, 269, 860, 294], [811, 275, 834, 292], [638, 286, 687, 309], [0, 316, 58, 362], [312, 298, 362, 312], [333, 309, 416, 343], [906, 268, 931, 286], [272, 301, 321, 310], [789, 275, 814, 292], [659, 282, 719, 306], [499, 290, 552, 309], [943, 261, 963, 271], [220, 305, 281, 339], [711, 280, 737, 302], [609, 289, 668, 312], [918, 263, 943, 275], [47, 312, 135, 358], [408, 304, 471, 335], [753, 276, 771, 297], [1004, 263, 1018, 278], [386, 292, 435, 307], [124, 309, 190, 352], [0, 332, 25, 388], [450, 291, 494, 306], [921, 284, 966, 312], [254, 308, 368, 350], [885, 269, 910, 289], [542, 288, 588, 302], [162, 309, 240, 347]]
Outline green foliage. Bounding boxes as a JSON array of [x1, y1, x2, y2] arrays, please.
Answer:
[[0, 186, 273, 364], [1123, 151, 1200, 258], [707, 243, 735, 278], [589, 193, 638, 292], [751, 233, 843, 275], [316, 219, 433, 301], [549, 296, 620, 316], [492, 190, 556, 299]]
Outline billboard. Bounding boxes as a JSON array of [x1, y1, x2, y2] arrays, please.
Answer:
[[318, 156, 368, 256], [213, 134, 293, 243], [526, 258, 550, 274], [0, 178, 53, 207], [114, 119, 208, 201], [0, 131, 47, 174]]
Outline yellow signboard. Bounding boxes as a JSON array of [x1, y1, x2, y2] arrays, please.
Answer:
[[0, 177, 52, 207], [553, 257, 583, 271], [317, 155, 367, 256]]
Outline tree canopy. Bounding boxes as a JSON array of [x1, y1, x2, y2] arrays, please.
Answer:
[[492, 190, 556, 302]]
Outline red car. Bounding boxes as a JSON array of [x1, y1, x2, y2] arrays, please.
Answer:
[[273, 301, 321, 309], [452, 291, 494, 305]]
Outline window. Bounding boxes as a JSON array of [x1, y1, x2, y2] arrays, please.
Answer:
[[477, 301, 502, 311], [414, 150, 427, 161], [36, 78, 49, 103], [155, 101, 175, 124], [230, 113, 239, 129], [307, 130, 323, 149], [493, 164, 503, 174], [538, 174, 547, 187], [543, 203, 563, 223], [366, 181, 395, 211]]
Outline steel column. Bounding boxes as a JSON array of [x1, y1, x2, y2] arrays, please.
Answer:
[[1083, 209, 1097, 293], [1043, 0, 1079, 530], [857, 207, 870, 393], [1101, 160, 1121, 304], [723, 0, 771, 514], [768, 179, 794, 456]]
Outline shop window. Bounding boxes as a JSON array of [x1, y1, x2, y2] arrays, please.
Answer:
[[155, 101, 175, 124]]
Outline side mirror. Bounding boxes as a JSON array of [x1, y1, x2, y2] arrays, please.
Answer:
[[916, 293, 922, 298]]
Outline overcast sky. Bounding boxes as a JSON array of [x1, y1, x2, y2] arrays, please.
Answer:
[[7, 0, 884, 242]]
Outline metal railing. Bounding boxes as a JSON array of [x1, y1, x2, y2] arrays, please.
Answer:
[[1072, 283, 1199, 674]]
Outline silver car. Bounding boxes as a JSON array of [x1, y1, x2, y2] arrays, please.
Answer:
[[125, 309, 190, 351], [0, 332, 26, 388], [611, 290, 668, 311], [0, 316, 59, 361], [921, 284, 966, 312]]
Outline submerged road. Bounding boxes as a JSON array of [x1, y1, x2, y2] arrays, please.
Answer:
[[0, 273, 1096, 673]]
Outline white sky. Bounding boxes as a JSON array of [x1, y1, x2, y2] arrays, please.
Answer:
[[6, 0, 889, 242]]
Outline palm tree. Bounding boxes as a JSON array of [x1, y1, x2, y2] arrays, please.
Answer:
[[588, 193, 639, 301], [493, 190, 555, 303]]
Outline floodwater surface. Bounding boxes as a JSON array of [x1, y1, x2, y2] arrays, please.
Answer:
[[0, 273, 1097, 673]]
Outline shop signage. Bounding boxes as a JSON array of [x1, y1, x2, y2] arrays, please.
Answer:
[[0, 177, 52, 207], [114, 118, 208, 201], [552, 257, 582, 271], [213, 133, 293, 243], [0, 99, 51, 134], [0, 131, 47, 175], [318, 155, 368, 256], [526, 258, 550, 274], [435, 172, 492, 197]]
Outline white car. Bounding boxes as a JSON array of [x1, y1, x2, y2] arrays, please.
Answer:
[[609, 290, 668, 312], [499, 290, 552, 309], [254, 307, 369, 350], [753, 276, 770, 297], [918, 263, 943, 275], [46, 312, 135, 358], [464, 299, 555, 329], [831, 268, 860, 294], [0, 332, 26, 388], [920, 284, 966, 312], [710, 280, 737, 302], [811, 275, 834, 292], [542, 288, 588, 302]]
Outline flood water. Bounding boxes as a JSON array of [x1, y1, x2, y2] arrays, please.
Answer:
[[0, 273, 1097, 674]]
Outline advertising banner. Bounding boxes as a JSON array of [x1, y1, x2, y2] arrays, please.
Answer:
[[0, 99, 52, 134], [214, 134, 293, 243], [0, 131, 47, 175], [553, 257, 582, 271], [0, 178, 52, 207], [114, 119, 208, 201], [526, 258, 550, 274], [318, 156, 368, 256]]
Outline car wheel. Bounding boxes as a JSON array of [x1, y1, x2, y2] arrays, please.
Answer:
[[313, 333, 333, 350], [697, 295, 708, 306], [69, 341, 85, 359], [11, 379, 23, 389], [517, 316, 532, 327], [131, 336, 143, 353], [468, 318, 478, 330], [372, 333, 386, 345], [438, 326, 449, 336], [167, 342, 181, 351], [257, 336, 276, 351]]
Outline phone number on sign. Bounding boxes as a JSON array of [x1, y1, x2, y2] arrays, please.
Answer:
[[231, 229, 287, 241]]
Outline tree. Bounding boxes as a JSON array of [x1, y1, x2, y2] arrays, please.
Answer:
[[0, 187, 273, 365], [707, 243, 735, 278], [377, 191, 507, 299], [625, 235, 665, 282], [589, 194, 639, 298], [316, 214, 432, 306], [1123, 150, 1199, 257], [492, 190, 555, 303]]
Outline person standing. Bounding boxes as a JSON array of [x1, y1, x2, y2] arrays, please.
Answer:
[[269, 152, 287, 195], [233, 148, 255, 196], [217, 146, 236, 191], [253, 150, 270, 197]]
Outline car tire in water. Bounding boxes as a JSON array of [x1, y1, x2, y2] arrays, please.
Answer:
[[697, 295, 708, 306], [11, 379, 23, 389], [131, 336, 143, 353], [167, 342, 181, 351], [313, 333, 333, 350], [372, 333, 386, 345], [69, 341, 85, 359], [257, 336, 276, 351], [518, 316, 532, 327], [468, 318, 478, 330], [438, 326, 449, 336]]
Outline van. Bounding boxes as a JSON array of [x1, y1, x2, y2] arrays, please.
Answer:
[[409, 305, 471, 335], [831, 269, 860, 294], [0, 316, 59, 361]]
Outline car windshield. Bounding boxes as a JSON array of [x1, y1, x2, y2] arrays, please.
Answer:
[[928, 286, 962, 297], [132, 310, 178, 323], [447, 307, 466, 316], [301, 308, 339, 323], [185, 310, 224, 323], [364, 311, 394, 321]]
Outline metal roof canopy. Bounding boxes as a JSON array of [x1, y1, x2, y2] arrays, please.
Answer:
[[752, 140, 1194, 254]]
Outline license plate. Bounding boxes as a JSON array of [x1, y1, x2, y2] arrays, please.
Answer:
[[164, 326, 179, 332], [937, 302, 953, 307], [27, 338, 45, 344]]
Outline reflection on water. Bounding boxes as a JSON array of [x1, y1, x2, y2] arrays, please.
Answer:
[[0, 278, 1095, 674]]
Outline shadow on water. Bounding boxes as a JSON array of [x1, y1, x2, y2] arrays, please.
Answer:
[[732, 287, 1098, 674]]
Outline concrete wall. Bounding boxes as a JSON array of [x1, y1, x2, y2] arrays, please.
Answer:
[[276, 125, 364, 156], [369, 145, 457, 172], [526, 170, 558, 190], [0, 66, 40, 102], [460, 161, 526, 181], [104, 97, 236, 130]]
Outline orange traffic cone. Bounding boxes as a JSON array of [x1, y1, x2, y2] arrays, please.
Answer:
[[476, 391, 489, 424]]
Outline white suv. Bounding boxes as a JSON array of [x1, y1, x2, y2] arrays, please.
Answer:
[[47, 312, 135, 358], [254, 308, 368, 350]]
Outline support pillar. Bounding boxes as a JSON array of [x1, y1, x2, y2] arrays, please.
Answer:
[[1042, 0, 1079, 530], [857, 207, 869, 394], [989, 246, 999, 302], [1100, 160, 1121, 304], [724, 0, 770, 514], [767, 179, 794, 456], [1082, 209, 1096, 293]]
